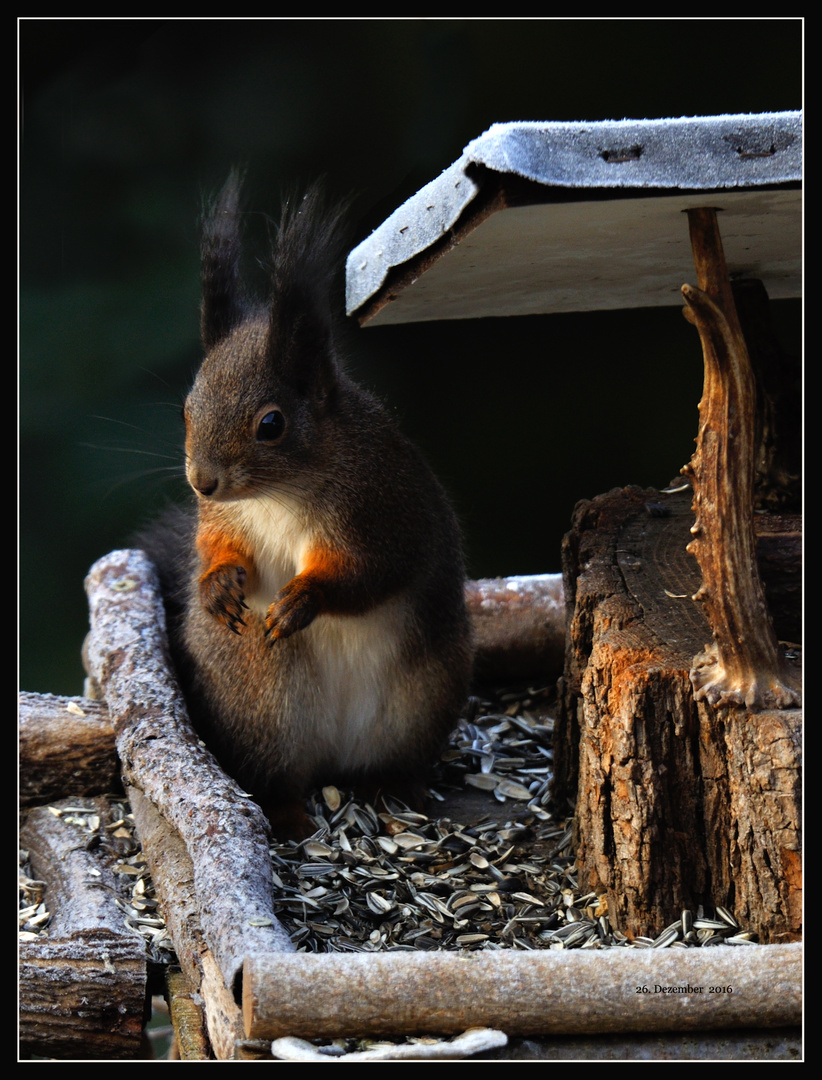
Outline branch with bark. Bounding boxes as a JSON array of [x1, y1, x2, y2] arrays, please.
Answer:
[[19, 798, 147, 1059]]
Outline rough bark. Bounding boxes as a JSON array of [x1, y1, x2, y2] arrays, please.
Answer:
[[125, 786, 246, 1060], [165, 968, 212, 1061], [19, 797, 147, 1060], [19, 693, 119, 807], [694, 701, 802, 943], [553, 485, 801, 942], [82, 549, 295, 999]]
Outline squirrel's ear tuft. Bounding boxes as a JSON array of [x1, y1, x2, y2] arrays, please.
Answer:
[[200, 169, 248, 350], [268, 182, 353, 399], [271, 182, 352, 308]]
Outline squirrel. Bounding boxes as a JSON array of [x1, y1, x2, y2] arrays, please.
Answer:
[[138, 173, 472, 836]]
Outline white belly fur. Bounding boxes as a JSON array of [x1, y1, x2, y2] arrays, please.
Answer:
[[231, 490, 312, 606], [229, 492, 414, 772], [300, 598, 413, 772]]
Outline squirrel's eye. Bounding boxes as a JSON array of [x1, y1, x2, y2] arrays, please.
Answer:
[[256, 409, 285, 442]]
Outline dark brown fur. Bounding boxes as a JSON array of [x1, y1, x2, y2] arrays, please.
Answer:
[[138, 175, 472, 835]]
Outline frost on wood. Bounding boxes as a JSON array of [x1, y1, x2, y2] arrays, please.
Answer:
[[83, 549, 295, 997], [680, 208, 800, 711]]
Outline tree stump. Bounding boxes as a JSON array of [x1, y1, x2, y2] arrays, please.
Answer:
[[553, 485, 801, 942]]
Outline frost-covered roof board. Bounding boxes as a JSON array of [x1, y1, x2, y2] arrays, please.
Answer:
[[346, 113, 801, 325]]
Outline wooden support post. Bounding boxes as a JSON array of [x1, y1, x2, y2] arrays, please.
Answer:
[[681, 208, 800, 711]]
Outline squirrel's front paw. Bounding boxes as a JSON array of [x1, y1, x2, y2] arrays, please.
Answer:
[[199, 564, 248, 634], [265, 578, 320, 642]]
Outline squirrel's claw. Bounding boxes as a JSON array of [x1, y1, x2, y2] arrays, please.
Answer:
[[199, 564, 248, 634], [265, 577, 320, 643]]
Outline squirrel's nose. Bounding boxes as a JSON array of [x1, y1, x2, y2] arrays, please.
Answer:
[[187, 463, 219, 498]]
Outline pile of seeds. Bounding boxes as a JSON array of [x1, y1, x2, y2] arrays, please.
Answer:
[[20, 688, 756, 960], [269, 687, 757, 953], [18, 863, 49, 942]]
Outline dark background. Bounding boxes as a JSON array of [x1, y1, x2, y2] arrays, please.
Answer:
[[19, 18, 802, 696]]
